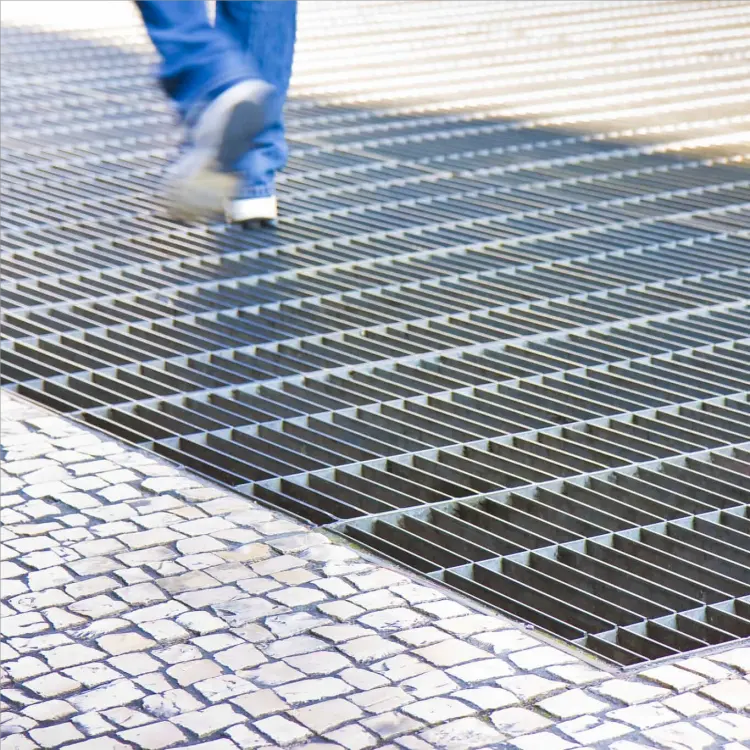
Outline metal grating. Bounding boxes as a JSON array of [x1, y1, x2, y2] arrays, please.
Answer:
[[2, 0, 749, 667]]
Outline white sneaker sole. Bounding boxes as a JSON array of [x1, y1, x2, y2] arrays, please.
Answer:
[[166, 151, 240, 221], [226, 194, 278, 224], [166, 80, 273, 222]]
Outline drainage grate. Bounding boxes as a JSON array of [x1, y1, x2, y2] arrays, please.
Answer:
[[2, 1, 749, 667]]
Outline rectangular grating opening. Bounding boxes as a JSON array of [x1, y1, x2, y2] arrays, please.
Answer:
[[2, 0, 749, 667]]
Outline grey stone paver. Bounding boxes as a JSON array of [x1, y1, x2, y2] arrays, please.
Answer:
[[1, 391, 748, 750]]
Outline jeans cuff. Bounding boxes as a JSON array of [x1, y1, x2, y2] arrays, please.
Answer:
[[236, 182, 276, 200]]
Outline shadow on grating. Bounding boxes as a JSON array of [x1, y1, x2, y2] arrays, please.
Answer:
[[1, 2, 749, 667]]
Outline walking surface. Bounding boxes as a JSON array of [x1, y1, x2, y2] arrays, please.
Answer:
[[1, 2, 749, 748]]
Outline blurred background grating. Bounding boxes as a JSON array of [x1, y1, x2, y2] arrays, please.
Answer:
[[1, 0, 748, 666]]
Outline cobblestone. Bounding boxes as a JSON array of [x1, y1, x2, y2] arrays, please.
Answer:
[[711, 647, 750, 673], [698, 714, 750, 742], [339, 635, 406, 663], [246, 662, 304, 687], [400, 669, 457, 699], [254, 714, 311, 745], [291, 697, 364, 733], [699, 679, 750, 711], [142, 689, 204, 719], [67, 679, 145, 712], [664, 692, 719, 718], [498, 674, 567, 701], [173, 704, 245, 736], [325, 723, 377, 750], [641, 665, 709, 692], [558, 715, 633, 744], [510, 731, 577, 750], [29, 722, 85, 748], [167, 659, 223, 686], [420, 716, 504, 749], [231, 689, 288, 718], [42, 645, 106, 670], [119, 722, 187, 750], [608, 701, 682, 730], [5, 656, 49, 680], [454, 686, 517, 710], [537, 688, 611, 719], [446, 656, 514, 682], [2, 391, 748, 750], [286, 650, 351, 675], [276, 676, 354, 705], [643, 721, 717, 749], [63, 663, 122, 688], [97, 633, 156, 655], [361, 711, 422, 741], [22, 699, 76, 722], [492, 707, 553, 735], [351, 687, 414, 713], [596, 678, 672, 705], [413, 639, 489, 668], [24, 673, 81, 698], [403, 696, 474, 724]]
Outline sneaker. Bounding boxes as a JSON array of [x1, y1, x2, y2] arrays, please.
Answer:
[[165, 80, 273, 221], [225, 193, 278, 225]]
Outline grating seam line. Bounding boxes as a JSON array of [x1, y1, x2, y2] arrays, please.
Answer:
[[3, 225, 746, 340], [2, 134, 748, 268], [2, 254, 743, 396], [2, 115, 747, 208], [3, 145, 743, 241]]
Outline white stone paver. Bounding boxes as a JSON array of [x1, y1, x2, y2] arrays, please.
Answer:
[[1, 392, 748, 750]]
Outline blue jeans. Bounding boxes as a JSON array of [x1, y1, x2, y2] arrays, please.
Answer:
[[136, 1, 296, 198]]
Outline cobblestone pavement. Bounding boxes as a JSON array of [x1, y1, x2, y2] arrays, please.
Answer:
[[1, 391, 748, 750]]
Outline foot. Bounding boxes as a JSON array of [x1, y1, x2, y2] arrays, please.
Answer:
[[165, 80, 273, 222], [225, 193, 278, 225]]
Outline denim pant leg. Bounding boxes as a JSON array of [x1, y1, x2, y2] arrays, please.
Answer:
[[136, 1, 261, 123], [215, 1, 297, 198]]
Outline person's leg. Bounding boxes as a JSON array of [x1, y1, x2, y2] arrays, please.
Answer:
[[135, 1, 274, 220], [216, 1, 297, 222], [136, 0, 258, 123]]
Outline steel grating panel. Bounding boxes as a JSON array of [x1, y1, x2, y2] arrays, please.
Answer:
[[2, 0, 749, 667], [339, 439, 750, 665]]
